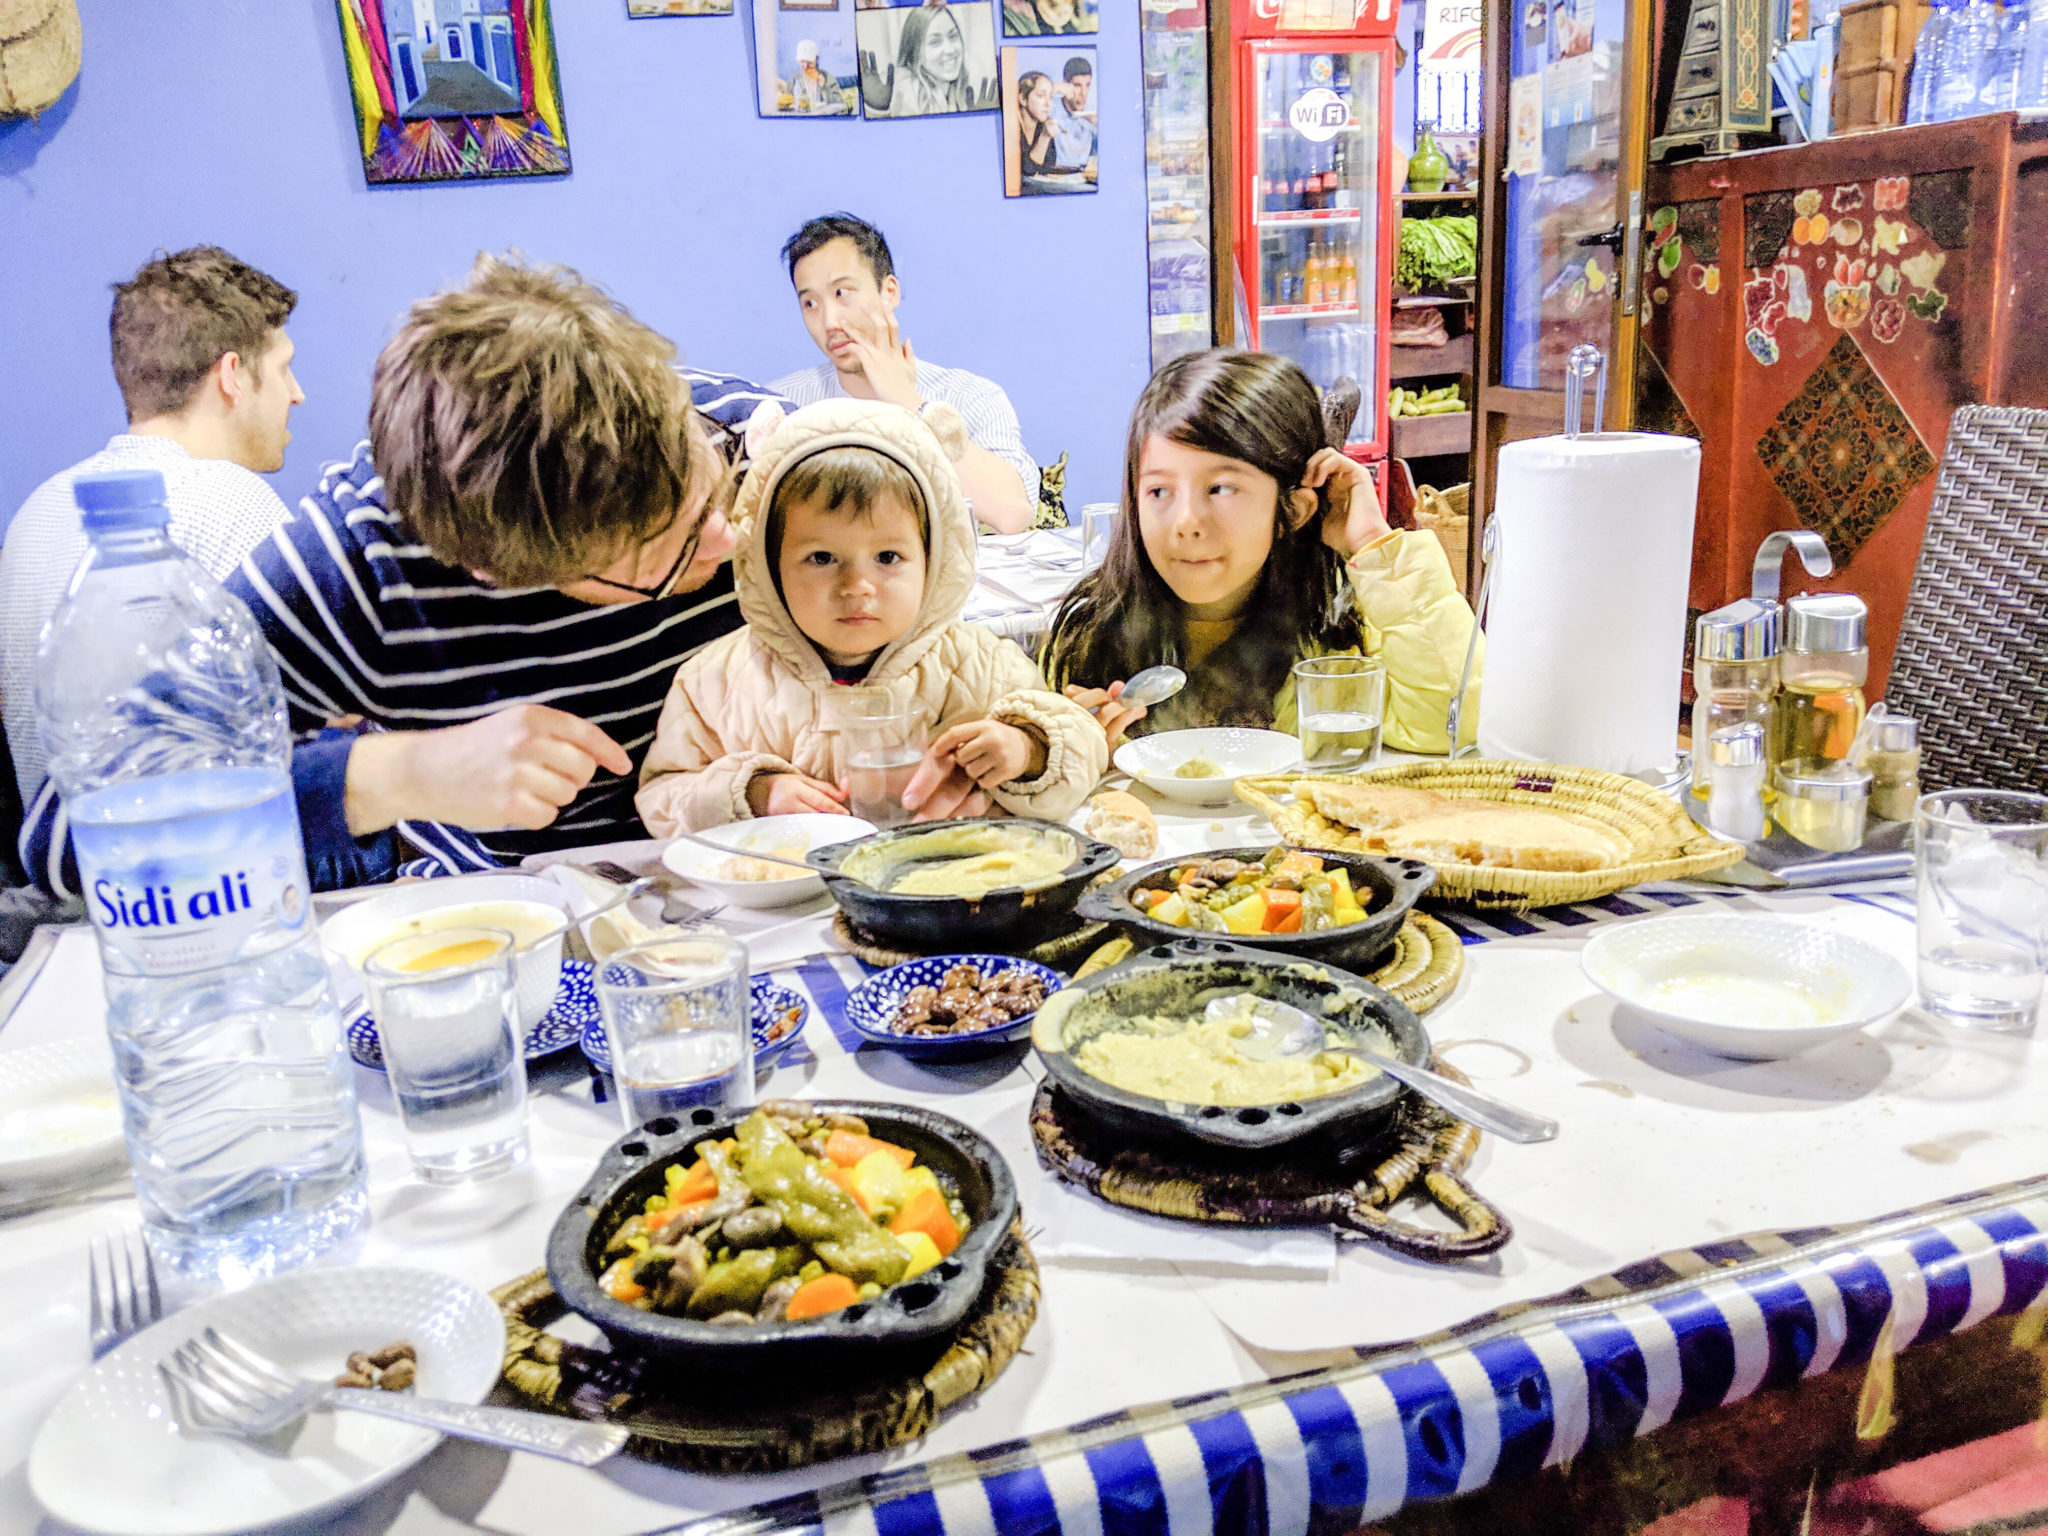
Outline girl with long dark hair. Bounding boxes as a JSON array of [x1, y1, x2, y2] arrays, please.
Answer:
[[1041, 349, 1480, 751]]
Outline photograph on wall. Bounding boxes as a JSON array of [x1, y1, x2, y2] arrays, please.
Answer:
[[334, 0, 570, 185], [754, 0, 859, 114], [628, 0, 734, 15], [1547, 0, 1592, 60], [1001, 44, 1097, 197], [1001, 0, 1096, 34], [855, 2, 997, 118]]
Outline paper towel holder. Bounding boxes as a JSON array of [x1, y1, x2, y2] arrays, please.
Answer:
[[1750, 529, 1834, 603], [1564, 345, 1608, 437]]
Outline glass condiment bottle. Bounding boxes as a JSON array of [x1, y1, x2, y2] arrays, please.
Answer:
[[1706, 722, 1768, 843], [1692, 599, 1779, 800], [1774, 593, 1868, 772], [1865, 713, 1922, 821], [1775, 759, 1873, 852]]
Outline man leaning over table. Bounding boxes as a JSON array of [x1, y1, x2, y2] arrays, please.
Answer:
[[769, 212, 1041, 534], [21, 254, 791, 896], [7, 246, 305, 898]]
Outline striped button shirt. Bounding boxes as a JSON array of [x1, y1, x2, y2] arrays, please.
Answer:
[[20, 371, 783, 894], [768, 359, 1041, 508]]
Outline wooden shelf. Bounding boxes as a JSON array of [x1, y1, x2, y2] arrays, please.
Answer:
[[1389, 333, 1473, 379], [1389, 410, 1472, 459], [1399, 189, 1477, 202], [1394, 292, 1473, 307]]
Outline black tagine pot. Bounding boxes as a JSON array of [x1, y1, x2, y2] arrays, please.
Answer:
[[807, 817, 1120, 951], [1030, 938, 1431, 1164], [546, 1100, 1017, 1386], [1077, 848, 1434, 973]]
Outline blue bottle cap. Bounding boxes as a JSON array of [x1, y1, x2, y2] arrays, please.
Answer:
[[75, 469, 171, 535]]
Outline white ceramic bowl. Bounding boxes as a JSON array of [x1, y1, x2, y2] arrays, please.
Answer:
[[317, 873, 570, 1030], [0, 1040, 125, 1209], [1114, 727, 1302, 805], [662, 812, 879, 908], [29, 1265, 502, 1536], [1581, 914, 1912, 1060]]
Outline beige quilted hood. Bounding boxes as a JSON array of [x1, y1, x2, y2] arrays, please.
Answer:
[[729, 397, 977, 685]]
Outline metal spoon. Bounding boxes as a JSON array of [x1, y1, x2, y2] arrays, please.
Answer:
[[1204, 995, 1559, 1144], [1118, 665, 1188, 709], [544, 876, 656, 942]]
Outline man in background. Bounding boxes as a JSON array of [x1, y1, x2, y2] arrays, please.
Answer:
[[2, 245, 302, 893], [770, 212, 1039, 533], [1051, 55, 1096, 168]]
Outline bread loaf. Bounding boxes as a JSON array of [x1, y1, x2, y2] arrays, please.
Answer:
[[1083, 790, 1157, 860]]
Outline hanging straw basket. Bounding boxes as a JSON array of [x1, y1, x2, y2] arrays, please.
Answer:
[[1234, 759, 1743, 910], [0, 0, 80, 119]]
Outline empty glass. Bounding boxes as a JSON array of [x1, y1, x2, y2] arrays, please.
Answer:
[[595, 935, 753, 1130], [1293, 655, 1386, 771], [363, 926, 529, 1184], [1080, 503, 1120, 570], [838, 691, 929, 828], [1915, 789, 2048, 1032]]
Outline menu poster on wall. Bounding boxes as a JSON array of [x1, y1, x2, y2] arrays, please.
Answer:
[[1507, 71, 1542, 176]]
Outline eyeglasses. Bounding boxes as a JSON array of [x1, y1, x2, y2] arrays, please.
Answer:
[[580, 516, 704, 603]]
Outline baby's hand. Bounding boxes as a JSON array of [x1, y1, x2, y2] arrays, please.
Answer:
[[1064, 682, 1147, 748], [748, 772, 848, 818], [933, 719, 1044, 789]]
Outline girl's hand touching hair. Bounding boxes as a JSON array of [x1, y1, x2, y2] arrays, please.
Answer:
[[1307, 449, 1392, 558], [1064, 681, 1148, 748]]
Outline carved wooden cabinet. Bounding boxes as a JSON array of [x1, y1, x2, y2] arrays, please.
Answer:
[[1639, 114, 2048, 692]]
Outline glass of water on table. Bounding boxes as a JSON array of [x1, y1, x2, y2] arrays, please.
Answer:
[[1292, 655, 1386, 771], [363, 926, 530, 1184], [1915, 789, 2048, 1032], [839, 691, 929, 828], [596, 935, 753, 1129]]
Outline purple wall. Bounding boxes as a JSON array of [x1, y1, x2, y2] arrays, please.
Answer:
[[0, 0, 1149, 531]]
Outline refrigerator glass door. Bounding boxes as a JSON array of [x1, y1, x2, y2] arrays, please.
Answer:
[[1250, 45, 1382, 442]]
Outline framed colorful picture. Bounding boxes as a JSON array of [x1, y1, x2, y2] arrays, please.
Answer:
[[334, 0, 570, 184], [1001, 44, 1096, 197], [1001, 0, 1096, 38], [855, 2, 998, 118], [628, 0, 734, 13], [754, 0, 859, 115]]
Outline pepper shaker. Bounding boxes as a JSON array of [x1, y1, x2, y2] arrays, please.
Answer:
[[1866, 714, 1921, 821], [1706, 722, 1768, 844]]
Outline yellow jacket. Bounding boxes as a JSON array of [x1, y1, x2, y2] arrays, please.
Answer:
[[1285, 529, 1482, 755]]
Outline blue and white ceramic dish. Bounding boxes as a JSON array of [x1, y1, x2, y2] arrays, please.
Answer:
[[578, 977, 810, 1076], [844, 954, 1064, 1060], [346, 958, 596, 1071]]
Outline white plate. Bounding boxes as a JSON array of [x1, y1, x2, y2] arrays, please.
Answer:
[[662, 813, 878, 908], [1581, 914, 1912, 1060], [30, 1265, 503, 1536], [1113, 728, 1301, 805], [0, 1039, 125, 1207]]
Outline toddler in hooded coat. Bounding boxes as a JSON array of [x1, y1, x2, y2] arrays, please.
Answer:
[[637, 399, 1107, 834]]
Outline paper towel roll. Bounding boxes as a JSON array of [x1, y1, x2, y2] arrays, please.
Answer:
[[1476, 432, 1701, 775]]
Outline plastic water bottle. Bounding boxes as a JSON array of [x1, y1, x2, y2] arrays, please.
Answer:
[[35, 470, 366, 1284], [1907, 0, 1952, 122], [2019, 0, 2048, 103], [1980, 1, 2027, 108], [1934, 0, 1997, 118]]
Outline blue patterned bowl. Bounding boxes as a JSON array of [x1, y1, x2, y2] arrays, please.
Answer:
[[578, 977, 809, 1076], [844, 954, 1064, 1060], [346, 958, 595, 1072]]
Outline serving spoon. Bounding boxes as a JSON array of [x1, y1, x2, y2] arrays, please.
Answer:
[[1118, 665, 1188, 710], [1204, 994, 1559, 1144]]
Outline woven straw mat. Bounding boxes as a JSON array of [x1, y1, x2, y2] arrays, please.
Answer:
[[1235, 759, 1741, 910]]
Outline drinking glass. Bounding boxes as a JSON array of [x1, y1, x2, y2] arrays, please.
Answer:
[[595, 935, 753, 1130], [363, 926, 529, 1184], [1915, 789, 2048, 1032], [1293, 656, 1386, 771], [838, 691, 929, 828]]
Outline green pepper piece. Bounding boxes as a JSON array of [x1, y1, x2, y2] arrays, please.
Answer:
[[733, 1112, 909, 1286], [1301, 877, 1336, 933], [684, 1245, 802, 1318]]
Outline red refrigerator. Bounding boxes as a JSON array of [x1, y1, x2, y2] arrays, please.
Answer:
[[1228, 0, 1399, 467]]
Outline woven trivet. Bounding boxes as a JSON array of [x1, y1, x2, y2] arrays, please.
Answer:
[[493, 1219, 1039, 1474], [1070, 911, 1465, 1014], [1030, 1069, 1510, 1259], [831, 909, 1111, 971]]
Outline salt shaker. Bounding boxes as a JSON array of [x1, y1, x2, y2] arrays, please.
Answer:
[[1866, 714, 1921, 821], [1692, 600, 1779, 801], [1707, 722, 1768, 843]]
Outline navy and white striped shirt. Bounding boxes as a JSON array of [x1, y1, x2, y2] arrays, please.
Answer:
[[21, 370, 783, 894]]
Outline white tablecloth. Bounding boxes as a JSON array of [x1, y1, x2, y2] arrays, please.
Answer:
[[3, 787, 2041, 1536], [959, 529, 1087, 645]]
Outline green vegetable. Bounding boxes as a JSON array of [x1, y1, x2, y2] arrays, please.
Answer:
[[685, 1246, 801, 1318], [734, 1112, 908, 1286], [1394, 215, 1478, 291]]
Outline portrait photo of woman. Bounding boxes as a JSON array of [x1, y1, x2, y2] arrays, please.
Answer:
[[1001, 0, 1096, 37], [856, 2, 999, 118]]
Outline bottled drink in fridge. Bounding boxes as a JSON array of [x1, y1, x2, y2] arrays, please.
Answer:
[[1980, 1, 2028, 107], [1906, 0, 1953, 120], [2020, 0, 2048, 104], [1933, 0, 1996, 118], [35, 470, 367, 1284]]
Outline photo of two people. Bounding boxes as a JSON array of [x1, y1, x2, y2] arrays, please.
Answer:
[[1000, 44, 1096, 197]]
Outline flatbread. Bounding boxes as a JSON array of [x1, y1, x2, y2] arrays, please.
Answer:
[[1302, 783, 1629, 873]]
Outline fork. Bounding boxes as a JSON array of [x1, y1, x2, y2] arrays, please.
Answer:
[[583, 860, 725, 928], [158, 1327, 627, 1466], [88, 1229, 163, 1360]]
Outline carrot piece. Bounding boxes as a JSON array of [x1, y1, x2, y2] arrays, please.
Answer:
[[889, 1186, 963, 1257], [669, 1159, 717, 1205], [1269, 906, 1303, 934], [824, 1130, 916, 1170], [821, 1161, 872, 1214], [1260, 889, 1303, 931], [785, 1273, 861, 1320], [606, 1270, 647, 1304]]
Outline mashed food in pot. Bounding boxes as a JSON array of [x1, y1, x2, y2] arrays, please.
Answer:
[[1073, 1011, 1375, 1106], [889, 846, 1071, 898]]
